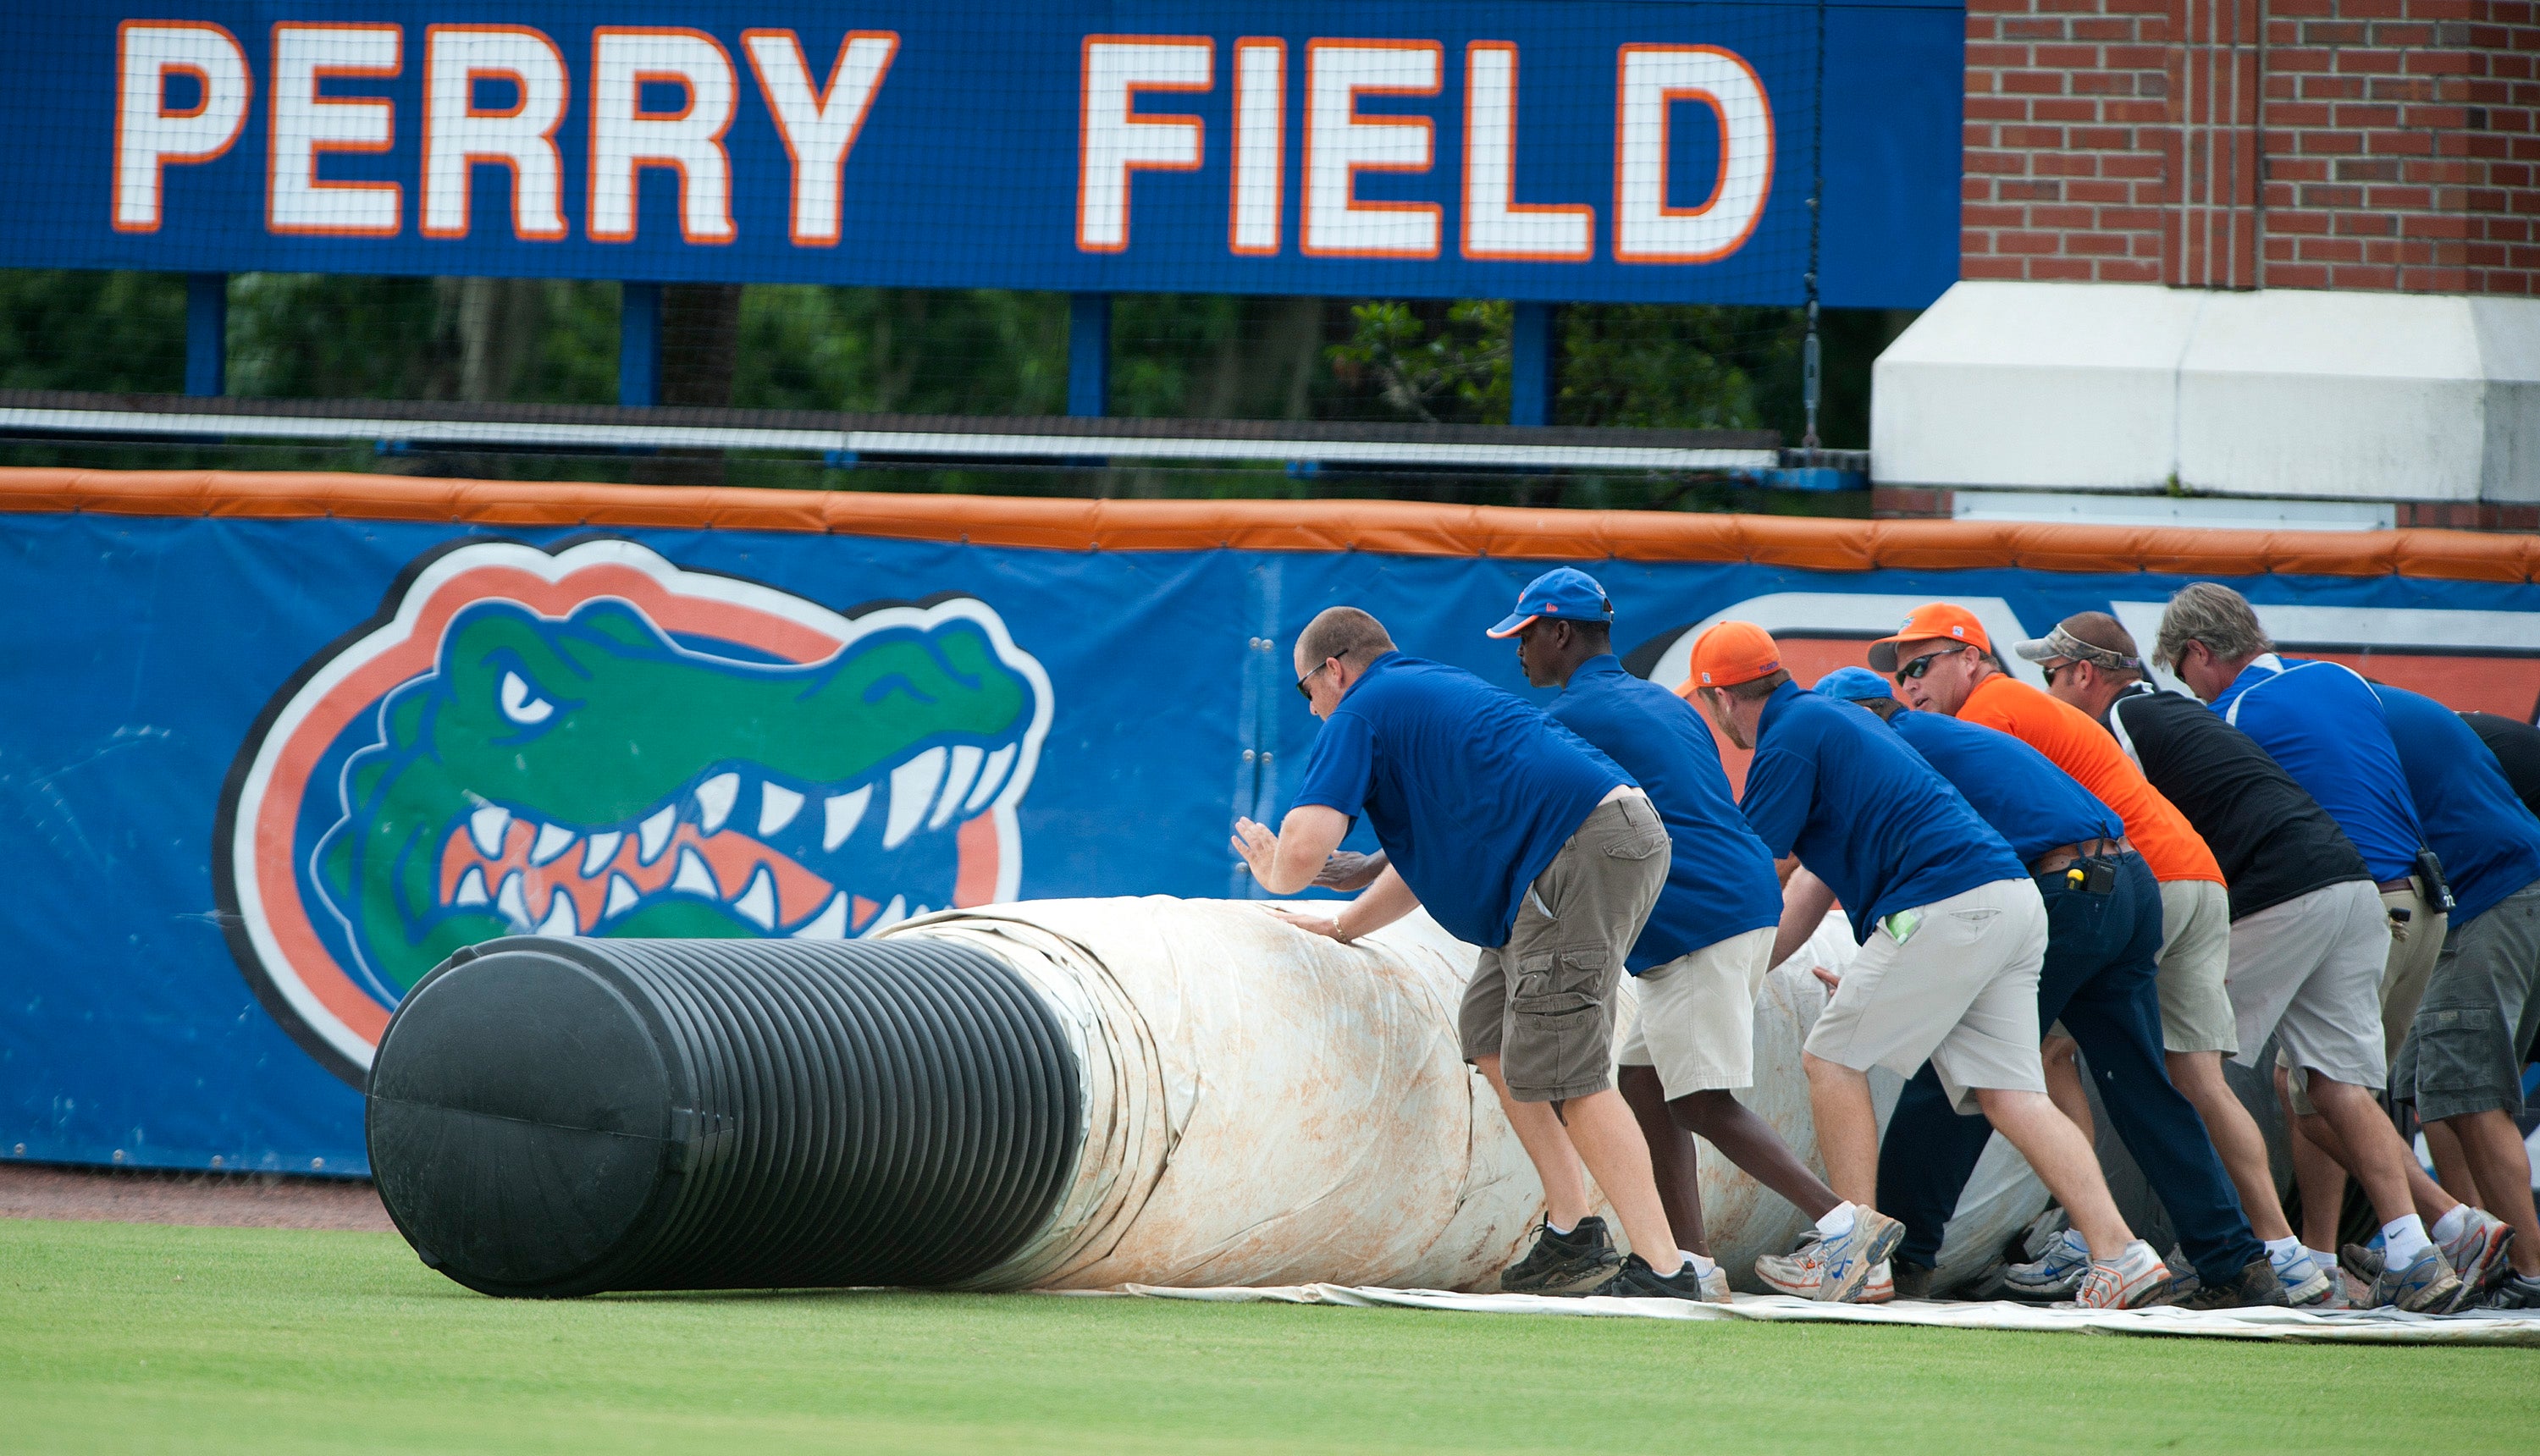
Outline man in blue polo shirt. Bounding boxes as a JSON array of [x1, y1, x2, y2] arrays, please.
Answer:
[[2375, 683, 2540, 1307], [1489, 570, 1840, 1298], [2156, 582, 2462, 1310], [1232, 604, 1703, 1300], [1812, 669, 2282, 1308], [1683, 624, 2169, 1307]]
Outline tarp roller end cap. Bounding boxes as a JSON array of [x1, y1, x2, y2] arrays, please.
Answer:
[[365, 934, 1080, 1298]]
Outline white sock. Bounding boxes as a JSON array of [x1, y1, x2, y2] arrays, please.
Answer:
[[1546, 1217, 1576, 1236], [1681, 1249, 1718, 1277], [2383, 1215, 2433, 1266], [1815, 1202, 1858, 1241], [2432, 1205, 2471, 1244], [2264, 1236, 2310, 1274], [2308, 1247, 2340, 1278]]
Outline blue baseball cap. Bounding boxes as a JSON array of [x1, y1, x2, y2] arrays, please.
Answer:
[[1487, 567, 1613, 639], [1813, 666, 1892, 703]]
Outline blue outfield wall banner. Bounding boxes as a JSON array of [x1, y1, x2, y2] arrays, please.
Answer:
[[3, 503, 2539, 1173], [0, 0, 1962, 307]]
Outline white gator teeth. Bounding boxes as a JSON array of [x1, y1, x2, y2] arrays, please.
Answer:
[[671, 847, 720, 899], [528, 823, 577, 866], [605, 873, 641, 918], [965, 743, 1017, 813], [695, 772, 740, 835], [884, 747, 946, 849], [860, 893, 908, 936], [582, 831, 623, 876], [790, 892, 849, 940], [758, 782, 803, 837], [638, 806, 676, 864], [495, 871, 529, 927], [732, 867, 778, 929], [822, 786, 871, 851], [930, 747, 984, 830], [468, 805, 512, 858], [536, 891, 579, 936], [453, 866, 490, 907]]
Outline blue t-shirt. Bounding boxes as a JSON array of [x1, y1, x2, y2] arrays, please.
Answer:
[[1886, 710, 2123, 864], [1290, 652, 1628, 948], [1738, 681, 2024, 942], [2212, 655, 2421, 881], [1549, 656, 1782, 971], [2371, 684, 2540, 926]]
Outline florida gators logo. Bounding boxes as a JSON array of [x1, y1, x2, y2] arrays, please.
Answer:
[[215, 538, 1052, 1083]]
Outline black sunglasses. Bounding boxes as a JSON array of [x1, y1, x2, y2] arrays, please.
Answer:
[[1896, 644, 1969, 681], [1297, 657, 1335, 700]]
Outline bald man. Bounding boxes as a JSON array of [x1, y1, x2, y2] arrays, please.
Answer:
[[1232, 605, 1703, 1300]]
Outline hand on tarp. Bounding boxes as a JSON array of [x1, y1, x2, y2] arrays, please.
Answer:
[[1314, 850, 1388, 892]]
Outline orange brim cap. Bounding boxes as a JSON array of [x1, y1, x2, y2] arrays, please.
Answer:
[[1866, 603, 1991, 673], [1684, 620, 1783, 689]]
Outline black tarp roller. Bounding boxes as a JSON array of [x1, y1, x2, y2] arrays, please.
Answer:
[[365, 935, 1082, 1298]]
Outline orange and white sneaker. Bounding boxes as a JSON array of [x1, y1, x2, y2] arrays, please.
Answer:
[[2061, 1238, 2176, 1310], [1754, 1207, 1907, 1302], [1857, 1261, 1896, 1304]]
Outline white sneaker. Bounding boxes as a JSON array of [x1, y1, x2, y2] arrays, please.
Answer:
[[2060, 1239, 2176, 1310], [1754, 1207, 1905, 1303], [2440, 1208, 2516, 1308], [2272, 1246, 2333, 1306]]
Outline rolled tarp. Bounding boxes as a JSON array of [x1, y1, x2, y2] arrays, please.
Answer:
[[367, 897, 2046, 1298]]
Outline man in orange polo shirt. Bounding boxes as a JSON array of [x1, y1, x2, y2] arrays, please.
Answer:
[[1872, 604, 2297, 1295]]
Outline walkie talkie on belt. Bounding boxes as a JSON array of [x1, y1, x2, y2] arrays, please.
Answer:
[[2415, 847, 2458, 916]]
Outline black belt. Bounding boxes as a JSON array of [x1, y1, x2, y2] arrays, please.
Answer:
[[2029, 837, 2130, 879]]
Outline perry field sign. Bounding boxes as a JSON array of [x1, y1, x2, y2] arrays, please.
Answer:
[[4, 2, 1963, 307]]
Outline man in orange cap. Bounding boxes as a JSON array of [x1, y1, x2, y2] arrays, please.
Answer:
[[1682, 621, 2171, 1307], [1872, 604, 2278, 1304]]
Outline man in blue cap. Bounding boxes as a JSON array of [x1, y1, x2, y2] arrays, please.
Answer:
[[1487, 570, 1847, 1296], [1811, 668, 2284, 1308]]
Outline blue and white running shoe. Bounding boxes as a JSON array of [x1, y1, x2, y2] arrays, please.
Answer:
[[2002, 1228, 2092, 1302], [2272, 1244, 2333, 1306], [2367, 1244, 2465, 1314]]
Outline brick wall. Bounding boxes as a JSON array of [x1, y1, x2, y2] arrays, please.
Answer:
[[1962, 0, 2540, 295]]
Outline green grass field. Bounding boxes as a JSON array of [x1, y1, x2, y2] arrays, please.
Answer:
[[2, 1217, 2534, 1453]]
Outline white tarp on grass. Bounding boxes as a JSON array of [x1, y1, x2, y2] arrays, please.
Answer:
[[1071, 1282, 2540, 1347]]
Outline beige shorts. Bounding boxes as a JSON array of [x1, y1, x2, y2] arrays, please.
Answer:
[[1617, 926, 1776, 1096], [2155, 878, 2239, 1056], [1803, 877, 2050, 1115], [2278, 877, 2443, 1115], [1460, 795, 1671, 1102]]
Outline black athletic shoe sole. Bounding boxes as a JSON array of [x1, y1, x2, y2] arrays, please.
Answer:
[[1503, 1250, 1624, 1295], [1587, 1255, 1712, 1301]]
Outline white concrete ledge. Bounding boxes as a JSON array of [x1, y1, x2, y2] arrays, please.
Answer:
[[1871, 280, 2540, 504]]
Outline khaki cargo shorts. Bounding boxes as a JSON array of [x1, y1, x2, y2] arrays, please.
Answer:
[[1460, 794, 1670, 1102]]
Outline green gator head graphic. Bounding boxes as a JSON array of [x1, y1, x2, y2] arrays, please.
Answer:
[[218, 539, 1051, 1084]]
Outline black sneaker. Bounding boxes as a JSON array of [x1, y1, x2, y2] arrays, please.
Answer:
[[1500, 1216, 1624, 1294], [2179, 1255, 2292, 1310], [1585, 1252, 1714, 1301], [1891, 1261, 1935, 1300], [2482, 1272, 2540, 1310]]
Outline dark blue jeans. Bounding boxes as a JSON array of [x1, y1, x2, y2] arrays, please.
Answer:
[[1876, 852, 2265, 1285]]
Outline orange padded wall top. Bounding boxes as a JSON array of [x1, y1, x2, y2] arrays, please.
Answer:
[[4, 466, 2533, 582]]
